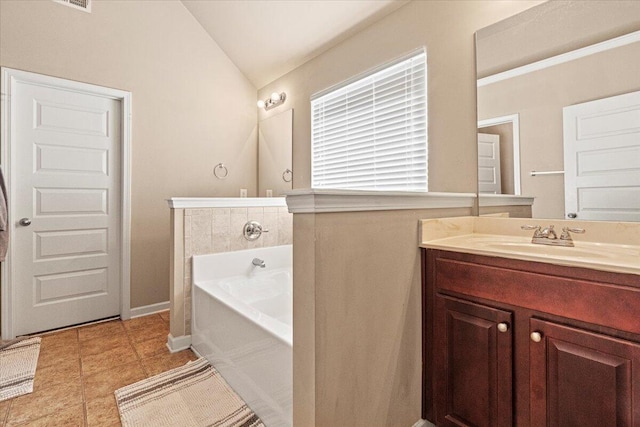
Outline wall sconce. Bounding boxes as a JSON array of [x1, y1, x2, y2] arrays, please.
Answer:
[[257, 92, 286, 110]]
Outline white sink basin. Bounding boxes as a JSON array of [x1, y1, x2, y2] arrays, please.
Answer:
[[480, 241, 611, 259], [419, 217, 640, 276], [422, 233, 640, 275]]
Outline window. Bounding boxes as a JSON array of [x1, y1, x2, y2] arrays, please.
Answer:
[[311, 50, 427, 191]]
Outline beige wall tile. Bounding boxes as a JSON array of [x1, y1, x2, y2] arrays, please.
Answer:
[[230, 234, 249, 251], [247, 237, 264, 249], [212, 235, 231, 253], [212, 208, 231, 216], [230, 207, 247, 215], [184, 258, 192, 279], [184, 237, 192, 260], [213, 211, 231, 232], [190, 209, 212, 217], [191, 214, 212, 236], [248, 207, 264, 217], [184, 215, 191, 238]]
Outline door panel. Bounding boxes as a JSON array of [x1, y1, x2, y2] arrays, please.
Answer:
[[563, 90, 640, 221], [435, 295, 513, 427], [478, 133, 502, 194], [530, 318, 640, 426], [13, 79, 121, 336]]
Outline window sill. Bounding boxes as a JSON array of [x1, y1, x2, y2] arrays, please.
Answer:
[[285, 189, 476, 213]]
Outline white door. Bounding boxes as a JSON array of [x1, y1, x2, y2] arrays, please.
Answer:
[[563, 91, 640, 221], [12, 77, 122, 336], [478, 133, 502, 194]]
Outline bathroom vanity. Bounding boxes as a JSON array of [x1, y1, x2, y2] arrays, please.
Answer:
[[420, 217, 640, 426]]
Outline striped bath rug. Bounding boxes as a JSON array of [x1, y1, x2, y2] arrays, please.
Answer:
[[115, 357, 264, 427], [0, 337, 41, 401]]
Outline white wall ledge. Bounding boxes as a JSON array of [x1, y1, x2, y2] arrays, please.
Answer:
[[167, 197, 287, 209], [285, 189, 476, 213], [479, 194, 535, 207]]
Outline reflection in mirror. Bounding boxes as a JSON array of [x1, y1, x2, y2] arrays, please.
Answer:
[[476, 1, 640, 221], [478, 114, 520, 196], [258, 109, 293, 197]]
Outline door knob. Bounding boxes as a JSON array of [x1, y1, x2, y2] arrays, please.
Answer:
[[530, 331, 543, 343], [19, 218, 32, 226], [497, 322, 509, 333], [567, 213, 577, 219]]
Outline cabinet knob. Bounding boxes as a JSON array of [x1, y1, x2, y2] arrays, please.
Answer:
[[530, 331, 543, 343], [497, 322, 509, 333]]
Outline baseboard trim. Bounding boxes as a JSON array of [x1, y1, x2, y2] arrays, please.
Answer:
[[412, 420, 435, 427], [167, 333, 192, 353], [130, 301, 170, 318]]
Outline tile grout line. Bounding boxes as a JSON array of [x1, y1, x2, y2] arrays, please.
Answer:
[[125, 317, 150, 378], [77, 328, 89, 427], [3, 399, 12, 425]]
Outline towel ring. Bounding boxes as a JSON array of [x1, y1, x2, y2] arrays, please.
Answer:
[[213, 163, 229, 179], [282, 168, 293, 183]]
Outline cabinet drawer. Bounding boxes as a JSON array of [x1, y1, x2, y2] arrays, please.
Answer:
[[435, 257, 640, 335]]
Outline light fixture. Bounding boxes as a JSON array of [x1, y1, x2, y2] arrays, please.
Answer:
[[257, 92, 286, 110]]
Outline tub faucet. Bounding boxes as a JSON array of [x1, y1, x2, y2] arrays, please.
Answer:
[[252, 258, 266, 268]]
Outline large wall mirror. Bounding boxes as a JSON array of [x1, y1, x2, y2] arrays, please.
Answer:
[[476, 1, 640, 221], [258, 109, 293, 197]]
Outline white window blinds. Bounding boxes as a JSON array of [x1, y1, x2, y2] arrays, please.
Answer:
[[311, 50, 427, 191]]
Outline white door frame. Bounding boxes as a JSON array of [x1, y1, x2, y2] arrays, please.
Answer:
[[478, 114, 521, 195], [0, 68, 132, 339]]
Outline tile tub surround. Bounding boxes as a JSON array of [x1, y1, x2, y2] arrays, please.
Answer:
[[167, 198, 292, 348]]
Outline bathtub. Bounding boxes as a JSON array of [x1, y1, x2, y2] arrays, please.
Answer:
[[191, 245, 292, 427]]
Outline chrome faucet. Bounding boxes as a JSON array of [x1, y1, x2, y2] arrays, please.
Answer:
[[252, 258, 266, 268], [521, 225, 585, 247], [539, 225, 558, 240]]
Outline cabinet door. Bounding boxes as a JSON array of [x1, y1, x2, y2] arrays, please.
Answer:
[[530, 318, 640, 426], [435, 295, 513, 427]]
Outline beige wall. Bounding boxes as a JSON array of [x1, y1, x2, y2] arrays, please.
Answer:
[[479, 204, 532, 218], [258, 0, 543, 194], [294, 207, 472, 427], [0, 0, 258, 308], [269, 1, 541, 425], [476, 0, 640, 77], [479, 42, 640, 219]]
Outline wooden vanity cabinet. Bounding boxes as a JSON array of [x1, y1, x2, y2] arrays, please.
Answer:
[[422, 249, 640, 427]]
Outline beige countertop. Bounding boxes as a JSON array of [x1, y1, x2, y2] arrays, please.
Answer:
[[420, 217, 640, 276]]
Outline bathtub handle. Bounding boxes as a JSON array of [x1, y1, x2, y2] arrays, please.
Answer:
[[243, 220, 269, 241]]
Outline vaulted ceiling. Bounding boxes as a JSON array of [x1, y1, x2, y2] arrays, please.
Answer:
[[181, 0, 409, 89]]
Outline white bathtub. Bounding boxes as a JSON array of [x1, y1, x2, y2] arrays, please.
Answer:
[[192, 245, 292, 427]]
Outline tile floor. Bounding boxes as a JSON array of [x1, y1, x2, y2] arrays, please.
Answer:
[[0, 311, 198, 426]]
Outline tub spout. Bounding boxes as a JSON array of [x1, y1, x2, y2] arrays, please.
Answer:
[[252, 258, 266, 268]]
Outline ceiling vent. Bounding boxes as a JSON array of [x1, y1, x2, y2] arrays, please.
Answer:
[[52, 0, 91, 13]]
